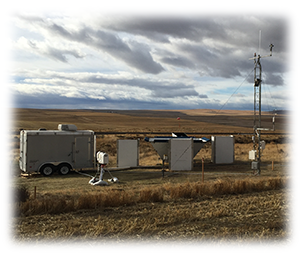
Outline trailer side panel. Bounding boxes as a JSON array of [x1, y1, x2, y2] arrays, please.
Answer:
[[19, 129, 95, 173]]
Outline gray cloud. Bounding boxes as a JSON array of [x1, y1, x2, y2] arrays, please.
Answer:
[[103, 15, 287, 82], [149, 85, 200, 99], [14, 70, 207, 101], [12, 91, 208, 110], [103, 16, 228, 43], [103, 16, 287, 50], [176, 43, 245, 78], [45, 48, 85, 63], [160, 55, 196, 69], [264, 73, 284, 86], [50, 72, 205, 99]]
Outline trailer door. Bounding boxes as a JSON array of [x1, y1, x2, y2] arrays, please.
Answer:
[[74, 136, 91, 168]]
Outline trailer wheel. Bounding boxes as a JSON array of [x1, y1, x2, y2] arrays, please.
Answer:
[[58, 164, 71, 175], [40, 164, 54, 176]]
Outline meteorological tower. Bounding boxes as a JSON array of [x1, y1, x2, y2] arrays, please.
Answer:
[[248, 31, 275, 175]]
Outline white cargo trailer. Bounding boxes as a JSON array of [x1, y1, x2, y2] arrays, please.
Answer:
[[19, 124, 96, 176]]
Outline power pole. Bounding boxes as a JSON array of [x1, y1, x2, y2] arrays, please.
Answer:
[[249, 31, 275, 175]]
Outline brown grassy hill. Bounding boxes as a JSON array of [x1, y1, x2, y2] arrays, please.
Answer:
[[12, 108, 288, 133]]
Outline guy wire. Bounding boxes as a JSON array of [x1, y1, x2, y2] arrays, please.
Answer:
[[196, 68, 254, 134], [218, 68, 254, 113]]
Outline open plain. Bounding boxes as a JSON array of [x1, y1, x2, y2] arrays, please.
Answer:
[[11, 108, 290, 243]]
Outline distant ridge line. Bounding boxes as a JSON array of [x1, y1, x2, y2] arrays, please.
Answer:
[[12, 131, 288, 136], [94, 131, 288, 136]]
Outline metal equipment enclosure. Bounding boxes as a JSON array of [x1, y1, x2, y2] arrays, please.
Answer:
[[19, 124, 95, 176], [145, 133, 209, 163], [117, 139, 139, 168], [168, 138, 193, 171], [211, 136, 235, 164]]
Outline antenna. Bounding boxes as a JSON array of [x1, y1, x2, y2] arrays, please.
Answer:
[[248, 32, 275, 175], [258, 30, 261, 55]]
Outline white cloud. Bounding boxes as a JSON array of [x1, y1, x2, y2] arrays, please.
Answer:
[[232, 93, 246, 97], [14, 35, 86, 63]]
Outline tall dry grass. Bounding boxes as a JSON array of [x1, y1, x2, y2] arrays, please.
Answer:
[[16, 176, 287, 216], [139, 187, 164, 203], [164, 176, 287, 200]]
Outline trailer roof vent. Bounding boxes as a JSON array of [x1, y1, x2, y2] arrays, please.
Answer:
[[58, 124, 77, 131]]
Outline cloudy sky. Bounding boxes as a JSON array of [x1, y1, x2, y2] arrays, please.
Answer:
[[9, 11, 289, 110]]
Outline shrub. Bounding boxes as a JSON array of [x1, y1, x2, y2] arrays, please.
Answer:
[[15, 185, 30, 203]]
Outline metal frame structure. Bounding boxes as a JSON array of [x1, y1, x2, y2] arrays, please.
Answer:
[[249, 35, 274, 174]]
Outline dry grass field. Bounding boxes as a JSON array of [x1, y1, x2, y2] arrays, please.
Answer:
[[10, 108, 290, 243]]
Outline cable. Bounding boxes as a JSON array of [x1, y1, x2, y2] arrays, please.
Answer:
[[265, 81, 278, 112], [217, 68, 254, 113], [196, 68, 254, 134]]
